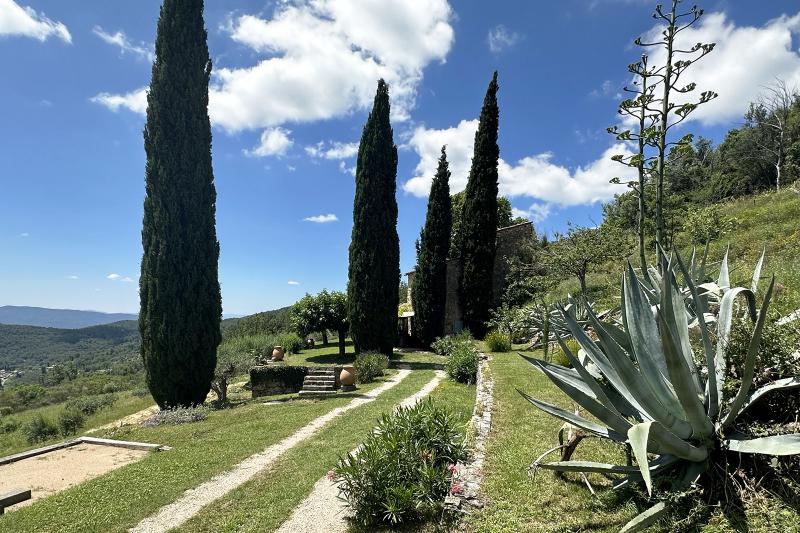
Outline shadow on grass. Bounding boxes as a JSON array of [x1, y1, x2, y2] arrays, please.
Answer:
[[304, 352, 356, 365]]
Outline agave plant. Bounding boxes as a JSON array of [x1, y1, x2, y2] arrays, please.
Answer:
[[520, 252, 800, 532]]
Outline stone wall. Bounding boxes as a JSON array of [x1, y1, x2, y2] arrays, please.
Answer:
[[250, 365, 309, 397]]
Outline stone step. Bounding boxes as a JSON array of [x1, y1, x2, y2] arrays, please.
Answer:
[[298, 390, 336, 399], [303, 379, 335, 386], [301, 384, 337, 391], [307, 369, 336, 376]]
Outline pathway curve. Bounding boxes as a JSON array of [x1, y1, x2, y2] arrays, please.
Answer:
[[129, 369, 412, 533], [274, 370, 446, 533]]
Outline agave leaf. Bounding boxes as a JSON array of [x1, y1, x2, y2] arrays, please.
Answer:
[[648, 422, 709, 462], [517, 390, 627, 442], [689, 247, 697, 279], [537, 461, 640, 474], [751, 248, 765, 293], [600, 319, 634, 355], [726, 434, 800, 456], [620, 501, 668, 533], [715, 286, 758, 415], [676, 459, 706, 490], [628, 421, 654, 495], [720, 277, 775, 430], [699, 243, 709, 281], [718, 245, 730, 289], [660, 265, 703, 396], [531, 358, 633, 436], [614, 455, 681, 489], [739, 377, 800, 415], [674, 252, 718, 417]]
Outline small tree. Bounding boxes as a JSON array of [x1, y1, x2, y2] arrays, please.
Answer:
[[211, 344, 252, 405], [747, 79, 798, 191], [291, 293, 325, 344], [542, 225, 630, 296], [411, 146, 452, 347], [321, 290, 349, 357]]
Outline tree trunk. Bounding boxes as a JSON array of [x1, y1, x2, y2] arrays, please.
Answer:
[[322, 332, 328, 346], [578, 272, 587, 296], [338, 328, 346, 357]]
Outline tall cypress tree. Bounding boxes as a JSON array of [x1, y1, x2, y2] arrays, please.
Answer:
[[347, 80, 399, 355], [140, 0, 221, 408], [459, 72, 500, 339], [411, 147, 452, 347]]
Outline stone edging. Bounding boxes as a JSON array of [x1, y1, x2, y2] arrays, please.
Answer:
[[446, 352, 494, 512], [0, 436, 167, 467]]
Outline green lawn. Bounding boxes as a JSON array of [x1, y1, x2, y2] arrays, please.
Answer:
[[468, 350, 800, 533], [0, 391, 155, 457], [174, 370, 475, 532], [0, 375, 393, 533]]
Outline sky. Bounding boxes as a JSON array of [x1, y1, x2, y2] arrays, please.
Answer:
[[2, 0, 800, 315]]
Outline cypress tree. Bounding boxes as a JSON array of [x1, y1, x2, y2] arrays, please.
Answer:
[[459, 72, 500, 339], [411, 147, 452, 347], [140, 0, 221, 408], [347, 80, 400, 355]]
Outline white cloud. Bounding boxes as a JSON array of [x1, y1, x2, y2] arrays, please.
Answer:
[[19, 232, 29, 237], [303, 213, 338, 223], [0, 0, 71, 42], [93, 0, 454, 131], [90, 87, 147, 114], [589, 79, 620, 99], [92, 26, 154, 61], [107, 273, 121, 280], [306, 141, 359, 159], [244, 127, 293, 157], [512, 203, 551, 223], [338, 161, 356, 176], [121, 276, 134, 283], [66, 275, 79, 280], [487, 24, 521, 54], [637, 11, 800, 126], [403, 120, 634, 206], [287, 280, 300, 285], [107, 273, 135, 282]]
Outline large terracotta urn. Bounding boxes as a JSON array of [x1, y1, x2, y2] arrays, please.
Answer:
[[340, 365, 356, 390], [272, 345, 285, 362]]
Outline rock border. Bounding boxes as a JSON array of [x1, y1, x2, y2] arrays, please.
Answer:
[[446, 352, 494, 512]]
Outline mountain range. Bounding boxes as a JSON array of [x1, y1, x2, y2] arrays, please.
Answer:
[[0, 306, 138, 329]]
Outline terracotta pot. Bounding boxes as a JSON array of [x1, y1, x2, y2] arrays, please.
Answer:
[[340, 365, 356, 386], [272, 346, 285, 361]]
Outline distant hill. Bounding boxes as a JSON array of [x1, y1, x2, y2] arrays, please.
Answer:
[[0, 306, 137, 329], [0, 320, 140, 373]]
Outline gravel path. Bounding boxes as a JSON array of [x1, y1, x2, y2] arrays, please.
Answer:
[[129, 369, 412, 533], [274, 370, 446, 533]]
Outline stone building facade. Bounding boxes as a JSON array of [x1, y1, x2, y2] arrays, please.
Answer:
[[406, 221, 533, 336]]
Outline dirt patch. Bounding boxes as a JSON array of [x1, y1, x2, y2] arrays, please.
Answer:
[[0, 443, 148, 510], [84, 405, 159, 434]]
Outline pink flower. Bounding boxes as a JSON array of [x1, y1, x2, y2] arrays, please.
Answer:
[[448, 464, 459, 474], [451, 481, 463, 494], [326, 469, 337, 481]]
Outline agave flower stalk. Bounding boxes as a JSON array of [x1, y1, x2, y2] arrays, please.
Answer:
[[520, 251, 800, 532]]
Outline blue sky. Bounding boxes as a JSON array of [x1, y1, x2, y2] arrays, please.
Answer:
[[2, 0, 800, 315]]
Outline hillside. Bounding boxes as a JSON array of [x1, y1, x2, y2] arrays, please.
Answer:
[[0, 306, 137, 329]]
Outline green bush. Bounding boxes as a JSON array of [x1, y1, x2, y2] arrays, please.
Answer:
[[354, 352, 389, 383], [22, 414, 59, 444], [684, 204, 735, 245], [551, 338, 578, 367], [57, 408, 86, 436], [484, 330, 511, 352], [276, 333, 303, 354], [430, 330, 473, 356], [445, 342, 479, 384], [334, 399, 469, 526], [0, 416, 20, 434], [65, 393, 118, 416]]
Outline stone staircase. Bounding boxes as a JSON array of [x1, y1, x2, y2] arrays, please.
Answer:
[[298, 367, 337, 398]]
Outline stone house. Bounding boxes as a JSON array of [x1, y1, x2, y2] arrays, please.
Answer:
[[405, 221, 534, 336]]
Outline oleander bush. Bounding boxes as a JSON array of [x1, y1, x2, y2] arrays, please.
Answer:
[[354, 351, 389, 383], [334, 398, 468, 526], [142, 405, 209, 427], [445, 342, 479, 384], [431, 330, 473, 356], [485, 330, 511, 352], [22, 414, 59, 444]]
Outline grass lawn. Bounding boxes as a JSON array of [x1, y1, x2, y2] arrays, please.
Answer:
[[0, 391, 155, 457], [468, 350, 800, 533], [0, 375, 394, 533], [174, 371, 477, 533], [285, 339, 447, 370]]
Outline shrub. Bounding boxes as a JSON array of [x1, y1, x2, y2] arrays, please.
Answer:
[[142, 405, 209, 427], [276, 333, 303, 354], [22, 414, 59, 444], [334, 399, 468, 526], [0, 417, 20, 434], [551, 338, 579, 367], [57, 408, 86, 436], [445, 342, 479, 384], [65, 393, 118, 416], [484, 330, 511, 352], [431, 330, 473, 356], [354, 352, 389, 383], [684, 204, 735, 245]]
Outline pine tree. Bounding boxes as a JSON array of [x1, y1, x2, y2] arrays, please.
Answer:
[[347, 80, 400, 355], [459, 72, 500, 338], [140, 0, 221, 408], [411, 147, 452, 347]]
